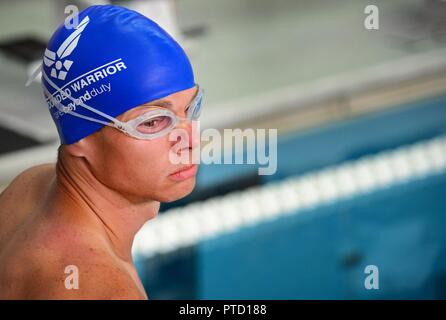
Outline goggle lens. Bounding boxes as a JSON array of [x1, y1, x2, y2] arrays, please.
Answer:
[[187, 88, 203, 120], [136, 115, 174, 134]]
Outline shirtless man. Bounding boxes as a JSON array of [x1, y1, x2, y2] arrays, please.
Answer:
[[0, 5, 202, 299]]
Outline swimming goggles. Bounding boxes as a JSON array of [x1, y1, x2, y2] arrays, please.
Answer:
[[30, 64, 203, 141]]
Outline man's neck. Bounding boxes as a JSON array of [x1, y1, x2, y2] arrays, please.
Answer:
[[45, 155, 159, 263]]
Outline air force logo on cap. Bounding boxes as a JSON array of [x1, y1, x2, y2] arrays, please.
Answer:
[[44, 16, 90, 80]]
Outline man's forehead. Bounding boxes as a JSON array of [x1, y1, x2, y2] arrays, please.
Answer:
[[118, 86, 199, 120], [142, 86, 198, 109], [142, 99, 174, 109]]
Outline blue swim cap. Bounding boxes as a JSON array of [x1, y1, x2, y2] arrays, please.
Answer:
[[41, 5, 195, 144]]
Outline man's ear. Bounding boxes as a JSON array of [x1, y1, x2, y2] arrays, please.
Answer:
[[63, 139, 90, 158]]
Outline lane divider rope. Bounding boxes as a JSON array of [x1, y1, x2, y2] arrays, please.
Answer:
[[133, 135, 446, 258]]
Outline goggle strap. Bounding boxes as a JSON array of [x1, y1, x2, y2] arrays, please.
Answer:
[[42, 85, 116, 128], [42, 70, 124, 128], [44, 88, 114, 127], [25, 63, 43, 87]]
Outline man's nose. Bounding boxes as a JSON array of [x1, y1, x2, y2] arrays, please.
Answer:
[[177, 120, 200, 149], [188, 120, 201, 149]]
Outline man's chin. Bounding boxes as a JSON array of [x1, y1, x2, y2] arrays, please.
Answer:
[[158, 178, 196, 203]]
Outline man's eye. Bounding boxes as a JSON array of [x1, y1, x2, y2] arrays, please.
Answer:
[[137, 116, 172, 134], [144, 119, 159, 127]]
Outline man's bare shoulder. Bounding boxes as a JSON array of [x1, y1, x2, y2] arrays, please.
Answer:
[[30, 247, 143, 300], [0, 164, 56, 248], [4, 223, 144, 300], [0, 163, 55, 205]]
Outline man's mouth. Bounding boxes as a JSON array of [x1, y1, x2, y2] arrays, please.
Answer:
[[169, 164, 198, 181]]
